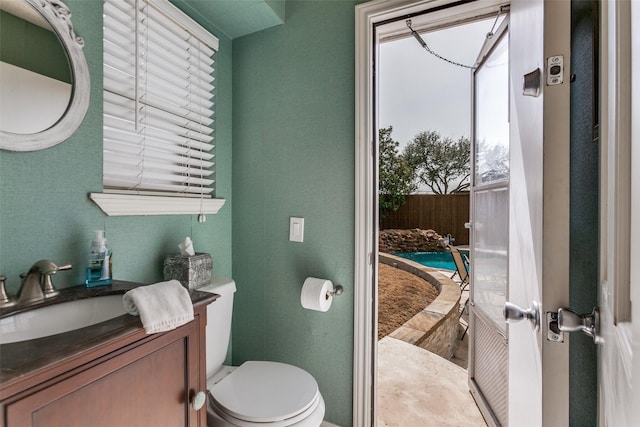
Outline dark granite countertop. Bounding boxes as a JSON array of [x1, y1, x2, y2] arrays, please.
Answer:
[[0, 280, 218, 385]]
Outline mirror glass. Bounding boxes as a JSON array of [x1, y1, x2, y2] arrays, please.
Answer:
[[0, 2, 72, 134], [0, 0, 90, 152]]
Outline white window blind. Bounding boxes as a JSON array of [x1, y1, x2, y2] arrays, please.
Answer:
[[102, 0, 218, 200]]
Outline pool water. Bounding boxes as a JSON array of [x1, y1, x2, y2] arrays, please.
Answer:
[[396, 251, 458, 271]]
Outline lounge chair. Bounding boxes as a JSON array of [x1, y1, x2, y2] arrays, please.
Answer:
[[449, 245, 470, 339], [449, 245, 469, 292]]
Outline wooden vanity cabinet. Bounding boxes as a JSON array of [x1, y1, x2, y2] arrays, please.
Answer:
[[0, 305, 208, 427]]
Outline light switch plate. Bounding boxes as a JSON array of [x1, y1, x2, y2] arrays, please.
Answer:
[[289, 217, 304, 242]]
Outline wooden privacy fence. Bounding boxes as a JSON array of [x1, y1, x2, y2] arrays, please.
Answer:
[[380, 193, 470, 245]]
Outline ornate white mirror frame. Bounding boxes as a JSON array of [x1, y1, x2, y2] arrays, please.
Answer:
[[0, 0, 90, 152]]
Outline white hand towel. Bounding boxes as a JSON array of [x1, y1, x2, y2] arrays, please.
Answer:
[[123, 280, 194, 334]]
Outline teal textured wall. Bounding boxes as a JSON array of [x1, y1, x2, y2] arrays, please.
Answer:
[[1, 1, 359, 425], [0, 0, 232, 293], [232, 2, 357, 426]]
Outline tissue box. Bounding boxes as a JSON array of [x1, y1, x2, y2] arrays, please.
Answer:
[[163, 252, 212, 289]]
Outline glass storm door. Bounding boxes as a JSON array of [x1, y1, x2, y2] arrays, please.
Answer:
[[468, 18, 509, 427]]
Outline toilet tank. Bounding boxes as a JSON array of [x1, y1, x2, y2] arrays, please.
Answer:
[[197, 277, 236, 379]]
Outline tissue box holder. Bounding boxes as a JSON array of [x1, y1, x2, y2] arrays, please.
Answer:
[[163, 252, 212, 290]]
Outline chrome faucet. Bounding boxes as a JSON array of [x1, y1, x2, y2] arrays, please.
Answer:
[[16, 260, 72, 306]]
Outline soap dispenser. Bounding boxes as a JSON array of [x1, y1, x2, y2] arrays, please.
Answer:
[[86, 230, 112, 287]]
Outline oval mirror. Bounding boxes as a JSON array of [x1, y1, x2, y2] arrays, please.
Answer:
[[0, 0, 90, 152]]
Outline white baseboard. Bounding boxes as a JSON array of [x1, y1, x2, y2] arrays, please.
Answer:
[[321, 422, 341, 427]]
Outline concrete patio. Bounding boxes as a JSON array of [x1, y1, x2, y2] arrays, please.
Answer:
[[377, 279, 487, 426]]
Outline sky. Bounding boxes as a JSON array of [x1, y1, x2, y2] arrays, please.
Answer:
[[378, 17, 498, 150]]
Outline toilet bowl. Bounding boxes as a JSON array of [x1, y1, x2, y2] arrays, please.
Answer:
[[199, 278, 325, 427], [206, 361, 325, 427]]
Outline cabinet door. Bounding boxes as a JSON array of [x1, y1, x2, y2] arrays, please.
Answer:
[[6, 319, 204, 427]]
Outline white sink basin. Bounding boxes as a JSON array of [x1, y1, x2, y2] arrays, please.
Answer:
[[0, 295, 127, 344]]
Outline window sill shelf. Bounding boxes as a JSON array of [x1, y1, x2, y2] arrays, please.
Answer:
[[89, 193, 226, 216]]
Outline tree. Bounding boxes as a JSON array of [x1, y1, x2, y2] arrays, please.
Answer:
[[378, 127, 417, 218], [476, 141, 509, 183], [403, 130, 470, 194]]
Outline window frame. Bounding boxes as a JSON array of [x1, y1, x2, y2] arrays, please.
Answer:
[[91, 0, 224, 216]]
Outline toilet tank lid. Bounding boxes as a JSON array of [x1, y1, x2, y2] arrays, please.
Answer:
[[199, 277, 236, 295]]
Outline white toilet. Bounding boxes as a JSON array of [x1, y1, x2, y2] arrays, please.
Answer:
[[199, 278, 325, 427]]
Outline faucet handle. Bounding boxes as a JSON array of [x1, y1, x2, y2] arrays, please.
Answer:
[[0, 275, 17, 308], [42, 263, 72, 298], [30, 259, 70, 274]]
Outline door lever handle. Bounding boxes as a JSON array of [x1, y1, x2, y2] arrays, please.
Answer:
[[557, 307, 602, 344]]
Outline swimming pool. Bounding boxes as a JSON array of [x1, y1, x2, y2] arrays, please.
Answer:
[[395, 251, 465, 271]]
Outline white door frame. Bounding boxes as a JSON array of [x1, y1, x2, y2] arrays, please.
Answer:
[[354, 1, 507, 425], [355, 1, 640, 426]]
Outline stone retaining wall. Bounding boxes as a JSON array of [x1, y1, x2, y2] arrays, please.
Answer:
[[379, 252, 461, 360], [379, 229, 448, 254]]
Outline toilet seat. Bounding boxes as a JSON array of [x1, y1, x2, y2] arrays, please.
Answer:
[[208, 361, 322, 427]]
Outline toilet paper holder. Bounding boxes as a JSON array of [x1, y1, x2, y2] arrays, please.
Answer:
[[301, 277, 344, 312], [327, 284, 344, 297]]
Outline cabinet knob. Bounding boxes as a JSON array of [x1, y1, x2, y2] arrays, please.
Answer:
[[191, 391, 206, 411]]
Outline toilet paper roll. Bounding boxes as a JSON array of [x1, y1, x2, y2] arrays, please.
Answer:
[[300, 277, 333, 312]]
